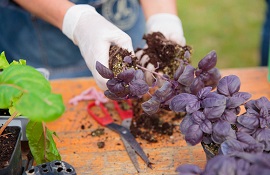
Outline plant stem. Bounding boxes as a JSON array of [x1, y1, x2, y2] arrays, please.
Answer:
[[0, 111, 18, 135], [136, 64, 168, 81]]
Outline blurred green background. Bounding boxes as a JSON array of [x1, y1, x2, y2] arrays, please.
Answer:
[[177, 0, 266, 68]]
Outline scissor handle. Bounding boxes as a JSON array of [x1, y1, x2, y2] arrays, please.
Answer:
[[87, 102, 113, 126], [113, 100, 133, 120]]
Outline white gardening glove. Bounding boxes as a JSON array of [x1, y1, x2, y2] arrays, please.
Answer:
[[146, 13, 186, 46], [62, 5, 134, 90], [141, 13, 186, 86]]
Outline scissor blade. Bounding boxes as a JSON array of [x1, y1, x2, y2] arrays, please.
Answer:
[[121, 118, 132, 129], [122, 137, 140, 172], [107, 123, 152, 168]]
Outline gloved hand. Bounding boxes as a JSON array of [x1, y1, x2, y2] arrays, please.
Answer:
[[146, 13, 186, 46], [62, 5, 134, 90], [141, 13, 186, 86]]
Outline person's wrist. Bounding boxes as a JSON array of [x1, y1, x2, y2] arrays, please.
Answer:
[[62, 4, 97, 43], [146, 13, 185, 45], [146, 13, 182, 34]]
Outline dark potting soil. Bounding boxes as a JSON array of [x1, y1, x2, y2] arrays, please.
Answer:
[[0, 109, 10, 116], [0, 126, 20, 169]]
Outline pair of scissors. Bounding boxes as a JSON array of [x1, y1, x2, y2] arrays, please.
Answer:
[[87, 100, 152, 172]]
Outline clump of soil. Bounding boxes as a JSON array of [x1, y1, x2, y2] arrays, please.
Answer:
[[109, 45, 138, 76], [136, 32, 192, 78], [0, 126, 20, 169]]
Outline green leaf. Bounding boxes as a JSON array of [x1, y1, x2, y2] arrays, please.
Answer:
[[10, 59, 26, 66], [26, 121, 61, 164], [0, 64, 65, 121], [0, 51, 10, 69], [15, 91, 65, 122], [0, 64, 51, 92], [0, 85, 22, 108]]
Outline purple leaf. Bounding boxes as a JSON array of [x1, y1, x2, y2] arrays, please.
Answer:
[[123, 56, 132, 63], [176, 164, 202, 175], [134, 69, 145, 80], [221, 139, 245, 155], [198, 50, 217, 71], [201, 92, 226, 108], [204, 68, 221, 88], [254, 97, 270, 109], [190, 77, 205, 95], [180, 114, 194, 135], [237, 114, 259, 131], [237, 132, 264, 153], [178, 65, 195, 86], [141, 98, 160, 115], [197, 87, 212, 99], [191, 111, 205, 124], [185, 124, 203, 145], [104, 90, 125, 101], [204, 105, 226, 120], [221, 109, 238, 124], [169, 93, 198, 113], [233, 92, 251, 101], [200, 120, 212, 134], [106, 79, 129, 97], [117, 68, 135, 83], [186, 100, 201, 114], [217, 75, 241, 96], [253, 128, 270, 151], [173, 60, 185, 80], [152, 81, 174, 102], [211, 120, 236, 144], [226, 96, 246, 108], [204, 155, 237, 175], [129, 79, 149, 97], [96, 61, 114, 79]]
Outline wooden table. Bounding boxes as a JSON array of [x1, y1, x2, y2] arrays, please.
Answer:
[[47, 67, 270, 175]]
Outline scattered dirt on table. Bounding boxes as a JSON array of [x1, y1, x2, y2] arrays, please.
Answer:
[[91, 128, 105, 137], [97, 142, 105, 149], [130, 98, 185, 143]]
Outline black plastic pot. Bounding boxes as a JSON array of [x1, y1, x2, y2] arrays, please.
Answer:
[[0, 109, 34, 172], [23, 160, 77, 175], [0, 126, 22, 175], [201, 142, 216, 161]]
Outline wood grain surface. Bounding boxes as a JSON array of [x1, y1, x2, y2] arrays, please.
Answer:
[[47, 67, 270, 175]]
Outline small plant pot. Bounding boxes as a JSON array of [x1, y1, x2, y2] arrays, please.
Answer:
[[0, 109, 29, 141], [201, 142, 217, 161], [0, 126, 22, 175], [0, 110, 34, 172]]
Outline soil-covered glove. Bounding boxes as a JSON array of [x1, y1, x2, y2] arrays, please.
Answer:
[[141, 13, 186, 86], [62, 5, 134, 90], [146, 13, 186, 46]]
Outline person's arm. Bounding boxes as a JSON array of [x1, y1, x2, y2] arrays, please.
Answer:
[[12, 1, 134, 91], [140, 0, 178, 20], [13, 0, 74, 29]]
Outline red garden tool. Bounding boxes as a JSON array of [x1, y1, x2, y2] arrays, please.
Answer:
[[87, 100, 152, 172]]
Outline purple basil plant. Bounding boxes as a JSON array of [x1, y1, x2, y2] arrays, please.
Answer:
[[176, 151, 270, 175], [96, 48, 270, 172]]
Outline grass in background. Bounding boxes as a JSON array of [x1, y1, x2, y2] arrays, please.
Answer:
[[177, 0, 266, 68]]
